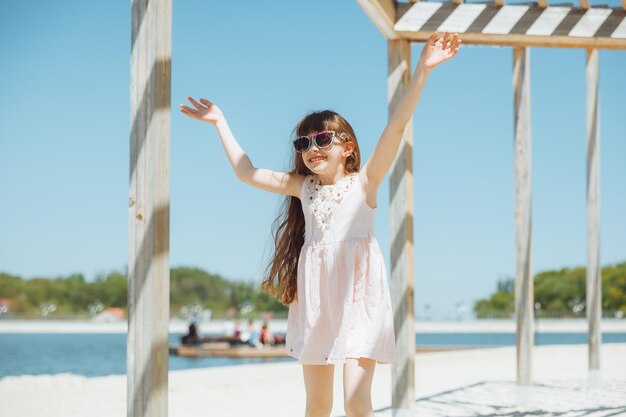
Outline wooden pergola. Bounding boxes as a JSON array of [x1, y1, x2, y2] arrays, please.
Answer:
[[127, 0, 625, 416], [356, 0, 626, 415]]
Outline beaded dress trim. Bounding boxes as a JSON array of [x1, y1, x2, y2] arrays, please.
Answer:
[[305, 174, 357, 230]]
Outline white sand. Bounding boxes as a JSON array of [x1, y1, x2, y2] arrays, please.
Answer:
[[1, 343, 624, 417]]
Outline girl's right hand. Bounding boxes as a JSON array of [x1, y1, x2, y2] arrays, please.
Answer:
[[180, 97, 224, 125]]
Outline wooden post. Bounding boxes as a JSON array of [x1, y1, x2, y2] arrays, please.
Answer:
[[387, 39, 415, 417], [129, 0, 172, 416], [513, 47, 534, 391], [585, 48, 601, 383]]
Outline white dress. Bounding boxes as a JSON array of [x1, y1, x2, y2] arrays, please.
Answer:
[[284, 172, 397, 365]]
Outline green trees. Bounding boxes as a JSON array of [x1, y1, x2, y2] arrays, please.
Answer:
[[0, 267, 288, 318], [474, 281, 514, 318], [603, 263, 626, 313], [534, 267, 586, 315], [5, 261, 622, 319], [170, 267, 231, 312], [474, 262, 626, 318]]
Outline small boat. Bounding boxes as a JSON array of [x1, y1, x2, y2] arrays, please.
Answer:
[[169, 343, 289, 358]]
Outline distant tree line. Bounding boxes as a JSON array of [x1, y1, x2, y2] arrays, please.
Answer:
[[474, 261, 626, 318], [0, 266, 287, 319], [3, 261, 624, 320]]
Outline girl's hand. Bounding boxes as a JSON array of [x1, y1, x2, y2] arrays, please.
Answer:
[[180, 97, 224, 125], [420, 32, 462, 69]]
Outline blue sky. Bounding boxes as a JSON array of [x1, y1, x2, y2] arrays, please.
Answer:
[[0, 1, 624, 319]]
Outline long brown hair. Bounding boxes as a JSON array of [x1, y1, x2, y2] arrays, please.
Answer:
[[260, 110, 362, 305]]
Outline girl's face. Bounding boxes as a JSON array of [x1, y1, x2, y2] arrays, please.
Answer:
[[301, 131, 355, 175]]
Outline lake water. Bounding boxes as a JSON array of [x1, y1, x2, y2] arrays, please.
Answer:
[[1, 332, 624, 378]]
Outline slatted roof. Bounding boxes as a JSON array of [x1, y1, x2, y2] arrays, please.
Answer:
[[358, 0, 626, 49]]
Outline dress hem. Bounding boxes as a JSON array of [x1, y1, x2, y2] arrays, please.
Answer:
[[284, 348, 396, 365]]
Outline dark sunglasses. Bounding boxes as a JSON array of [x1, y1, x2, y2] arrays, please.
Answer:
[[293, 130, 347, 153]]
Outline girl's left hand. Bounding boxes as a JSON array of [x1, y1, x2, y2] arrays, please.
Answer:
[[421, 32, 462, 69]]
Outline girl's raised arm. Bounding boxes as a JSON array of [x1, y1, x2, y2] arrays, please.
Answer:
[[363, 32, 461, 187], [180, 97, 304, 198]]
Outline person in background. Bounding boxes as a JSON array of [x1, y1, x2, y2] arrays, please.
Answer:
[[181, 322, 200, 345], [234, 318, 242, 338], [260, 319, 274, 346], [243, 318, 257, 346]]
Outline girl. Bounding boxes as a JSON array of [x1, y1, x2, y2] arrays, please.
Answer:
[[181, 31, 461, 417]]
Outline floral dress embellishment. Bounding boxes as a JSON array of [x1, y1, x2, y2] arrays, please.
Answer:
[[306, 174, 356, 230]]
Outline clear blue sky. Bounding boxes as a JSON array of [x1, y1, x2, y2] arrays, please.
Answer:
[[1, 1, 624, 319]]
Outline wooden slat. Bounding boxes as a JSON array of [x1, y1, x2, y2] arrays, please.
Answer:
[[393, 2, 626, 49], [387, 39, 415, 417], [129, 0, 172, 416], [356, 0, 398, 39], [513, 46, 534, 388], [585, 48, 601, 377], [396, 31, 626, 48]]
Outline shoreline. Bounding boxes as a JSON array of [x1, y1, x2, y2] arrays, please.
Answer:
[[0, 318, 625, 333], [1, 343, 624, 417]]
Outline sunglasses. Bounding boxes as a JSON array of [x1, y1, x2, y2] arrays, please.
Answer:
[[293, 130, 347, 153]]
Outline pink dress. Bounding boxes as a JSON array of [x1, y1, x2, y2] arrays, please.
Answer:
[[285, 172, 397, 365]]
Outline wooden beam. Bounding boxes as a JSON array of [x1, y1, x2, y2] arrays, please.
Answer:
[[129, 0, 172, 416], [585, 48, 601, 381], [356, 0, 398, 40], [538, 0, 549, 8], [513, 47, 534, 389], [622, 0, 626, 12], [580, 0, 590, 10], [387, 39, 415, 416], [394, 2, 626, 49]]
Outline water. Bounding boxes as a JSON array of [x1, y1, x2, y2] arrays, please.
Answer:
[[0, 332, 624, 378], [0, 333, 293, 378], [415, 332, 626, 347]]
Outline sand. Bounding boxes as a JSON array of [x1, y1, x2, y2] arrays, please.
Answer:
[[1, 343, 624, 417]]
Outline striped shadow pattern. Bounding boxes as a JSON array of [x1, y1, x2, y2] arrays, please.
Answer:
[[395, 2, 626, 49], [370, 379, 626, 417]]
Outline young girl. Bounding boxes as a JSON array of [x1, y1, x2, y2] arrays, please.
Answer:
[[181, 31, 461, 417]]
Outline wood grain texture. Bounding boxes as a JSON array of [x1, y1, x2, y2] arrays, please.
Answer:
[[357, 0, 398, 39], [585, 48, 601, 372], [388, 39, 416, 417], [129, 0, 172, 416], [513, 47, 534, 387]]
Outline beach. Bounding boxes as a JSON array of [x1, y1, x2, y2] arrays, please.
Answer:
[[1, 343, 624, 417]]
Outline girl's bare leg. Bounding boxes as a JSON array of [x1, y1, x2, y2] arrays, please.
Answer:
[[302, 364, 335, 417], [343, 357, 376, 417]]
